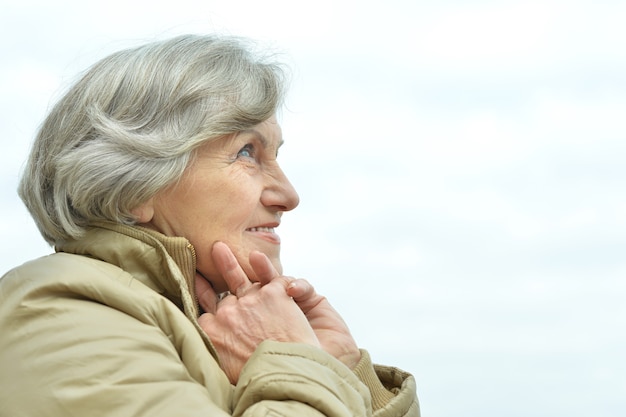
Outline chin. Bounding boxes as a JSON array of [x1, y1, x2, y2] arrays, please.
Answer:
[[269, 256, 283, 275]]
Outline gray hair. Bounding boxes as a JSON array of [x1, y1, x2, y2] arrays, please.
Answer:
[[18, 34, 288, 245]]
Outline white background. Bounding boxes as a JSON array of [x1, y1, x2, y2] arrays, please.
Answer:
[[1, 1, 625, 415]]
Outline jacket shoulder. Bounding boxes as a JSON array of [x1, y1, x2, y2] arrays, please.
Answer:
[[0, 253, 231, 416], [1, 252, 149, 299]]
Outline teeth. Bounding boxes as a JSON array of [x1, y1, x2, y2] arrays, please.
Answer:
[[247, 227, 274, 233]]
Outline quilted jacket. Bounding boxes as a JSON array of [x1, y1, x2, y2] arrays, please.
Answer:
[[0, 223, 419, 416]]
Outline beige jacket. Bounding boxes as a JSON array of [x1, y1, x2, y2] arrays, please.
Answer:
[[0, 223, 419, 416]]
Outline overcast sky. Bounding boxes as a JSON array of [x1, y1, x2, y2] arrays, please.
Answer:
[[1, 1, 625, 416]]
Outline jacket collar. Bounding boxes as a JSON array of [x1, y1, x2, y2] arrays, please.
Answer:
[[56, 222, 198, 317], [55, 222, 220, 360]]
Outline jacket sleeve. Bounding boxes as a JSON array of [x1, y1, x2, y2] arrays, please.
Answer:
[[234, 341, 373, 416], [353, 350, 420, 416]]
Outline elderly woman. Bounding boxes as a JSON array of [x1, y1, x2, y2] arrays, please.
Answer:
[[0, 35, 419, 416]]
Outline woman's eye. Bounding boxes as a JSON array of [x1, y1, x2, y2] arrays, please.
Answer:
[[236, 144, 255, 159]]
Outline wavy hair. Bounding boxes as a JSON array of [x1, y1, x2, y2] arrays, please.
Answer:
[[19, 34, 288, 245]]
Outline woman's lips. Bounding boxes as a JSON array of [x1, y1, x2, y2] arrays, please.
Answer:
[[245, 227, 281, 244]]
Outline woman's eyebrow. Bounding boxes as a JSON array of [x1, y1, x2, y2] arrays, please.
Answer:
[[242, 129, 284, 149], [241, 129, 267, 147]]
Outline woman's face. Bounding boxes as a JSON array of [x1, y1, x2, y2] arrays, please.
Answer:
[[143, 116, 299, 292]]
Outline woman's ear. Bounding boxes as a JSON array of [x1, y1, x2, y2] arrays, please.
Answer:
[[130, 198, 155, 223]]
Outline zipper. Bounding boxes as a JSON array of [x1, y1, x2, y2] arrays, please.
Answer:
[[184, 243, 220, 362], [186, 243, 202, 313]]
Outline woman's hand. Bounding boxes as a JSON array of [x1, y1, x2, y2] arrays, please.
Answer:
[[204, 243, 362, 370], [196, 242, 320, 384], [287, 279, 362, 370]]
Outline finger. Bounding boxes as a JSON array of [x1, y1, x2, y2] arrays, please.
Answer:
[[287, 278, 325, 314], [265, 275, 296, 296], [195, 272, 218, 314], [212, 241, 252, 297], [286, 278, 314, 300], [249, 250, 279, 286]]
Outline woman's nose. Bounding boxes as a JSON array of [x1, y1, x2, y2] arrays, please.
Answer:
[[261, 165, 300, 212]]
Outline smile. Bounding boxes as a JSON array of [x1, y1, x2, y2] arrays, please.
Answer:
[[245, 226, 281, 244], [246, 227, 275, 233]]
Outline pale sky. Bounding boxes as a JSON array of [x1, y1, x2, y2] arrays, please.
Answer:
[[1, 1, 625, 416]]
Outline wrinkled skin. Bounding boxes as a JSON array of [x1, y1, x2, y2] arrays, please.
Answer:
[[196, 242, 361, 384]]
